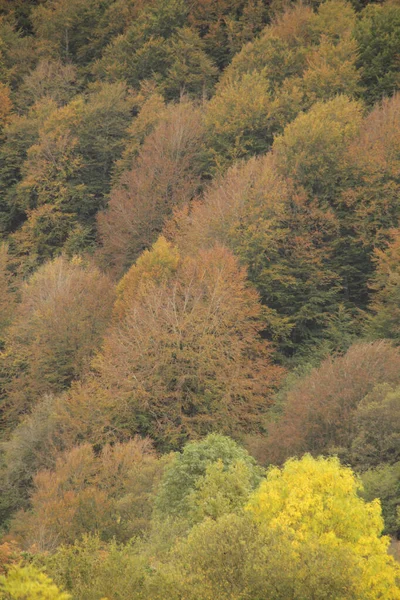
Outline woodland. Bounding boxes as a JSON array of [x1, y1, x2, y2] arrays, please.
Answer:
[[0, 0, 400, 597]]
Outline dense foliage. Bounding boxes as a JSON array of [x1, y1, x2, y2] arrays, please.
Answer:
[[0, 0, 400, 597]]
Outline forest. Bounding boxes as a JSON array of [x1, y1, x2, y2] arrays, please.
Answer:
[[0, 0, 400, 597]]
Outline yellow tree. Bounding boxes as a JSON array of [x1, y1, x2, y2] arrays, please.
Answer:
[[151, 455, 400, 600], [247, 455, 400, 599], [0, 564, 70, 599]]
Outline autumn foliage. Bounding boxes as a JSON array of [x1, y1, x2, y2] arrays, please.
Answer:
[[0, 0, 400, 596]]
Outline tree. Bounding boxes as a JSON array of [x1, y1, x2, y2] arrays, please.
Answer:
[[0, 564, 70, 600], [299, 35, 361, 106], [8, 438, 164, 551], [355, 2, 400, 105], [76, 81, 133, 205], [187, 0, 269, 68], [17, 59, 78, 109], [0, 256, 114, 428], [246, 455, 400, 599], [224, 3, 314, 88], [362, 462, 400, 538], [93, 0, 188, 89], [154, 433, 262, 519], [273, 95, 363, 203], [0, 395, 68, 524], [207, 0, 360, 167], [113, 235, 179, 320], [187, 458, 257, 524], [154, 455, 400, 600], [0, 81, 11, 128], [112, 87, 167, 178], [30, 0, 116, 67], [342, 93, 400, 253], [39, 535, 147, 600], [273, 96, 370, 307], [94, 244, 282, 449], [367, 231, 400, 342], [266, 341, 400, 464], [205, 71, 273, 170], [167, 154, 342, 358], [97, 99, 205, 276], [0, 243, 15, 347], [163, 27, 218, 100], [0, 98, 56, 236], [11, 82, 133, 267], [349, 384, 400, 470]]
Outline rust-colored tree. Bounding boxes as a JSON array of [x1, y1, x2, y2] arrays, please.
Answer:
[[94, 241, 283, 449], [8, 438, 165, 552], [266, 341, 400, 464], [97, 99, 205, 277], [0, 256, 115, 430]]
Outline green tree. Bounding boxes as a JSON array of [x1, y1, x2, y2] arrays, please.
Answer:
[[349, 384, 400, 469], [362, 462, 400, 538], [38, 535, 147, 600], [154, 433, 261, 519], [273, 95, 363, 203], [93, 0, 188, 89], [163, 28, 218, 100], [187, 459, 257, 524], [205, 71, 273, 170], [154, 455, 400, 600], [31, 0, 116, 68], [168, 154, 342, 358], [367, 232, 400, 342], [17, 60, 78, 110], [355, 2, 400, 105]]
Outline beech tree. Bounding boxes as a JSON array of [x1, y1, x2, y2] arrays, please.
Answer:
[[168, 154, 341, 357], [205, 1, 360, 169], [30, 0, 117, 67], [246, 455, 400, 599], [94, 242, 282, 448], [349, 384, 400, 470], [9, 438, 164, 551], [152, 455, 400, 600], [342, 93, 400, 251], [266, 341, 400, 464], [187, 0, 269, 68], [0, 565, 70, 600], [273, 95, 363, 203], [367, 230, 400, 342], [154, 433, 262, 520], [0, 81, 11, 128], [355, 2, 400, 105], [0, 98, 56, 236], [0, 256, 114, 428], [0, 243, 15, 347], [17, 59, 78, 109], [362, 462, 400, 538], [97, 99, 205, 276]]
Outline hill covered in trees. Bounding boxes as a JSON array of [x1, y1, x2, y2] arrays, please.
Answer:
[[0, 0, 400, 597]]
